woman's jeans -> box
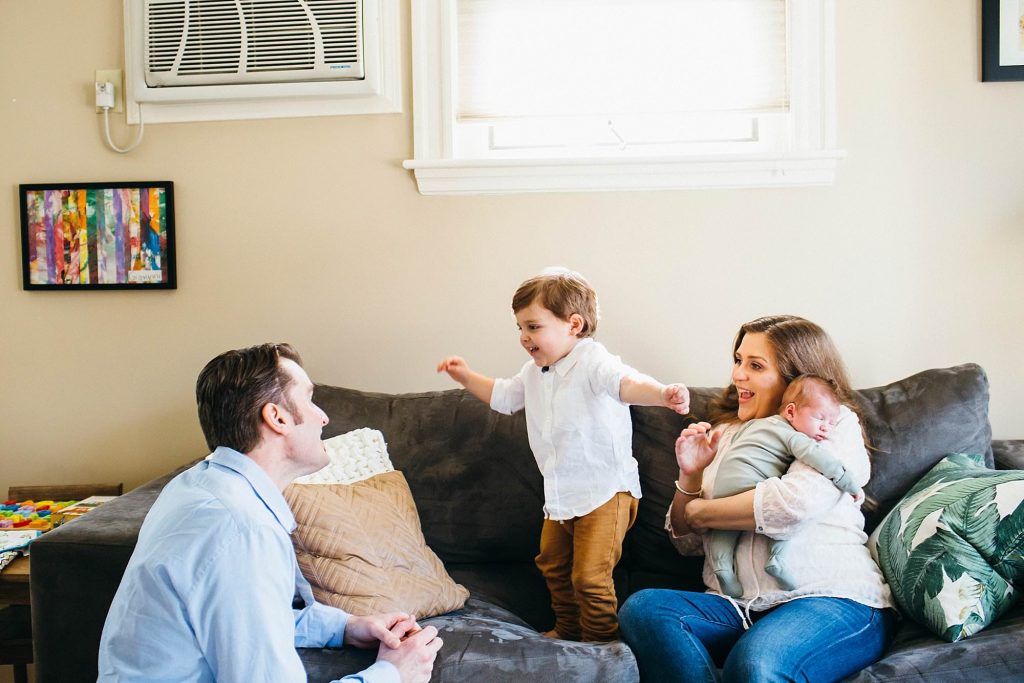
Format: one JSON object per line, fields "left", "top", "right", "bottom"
{"left": 619, "top": 589, "right": 895, "bottom": 683}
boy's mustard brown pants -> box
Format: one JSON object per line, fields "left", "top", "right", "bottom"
{"left": 535, "top": 491, "right": 639, "bottom": 642}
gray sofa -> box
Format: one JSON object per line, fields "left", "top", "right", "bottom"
{"left": 30, "top": 363, "right": 1024, "bottom": 682}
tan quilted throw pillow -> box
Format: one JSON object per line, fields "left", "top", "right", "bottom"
{"left": 285, "top": 470, "right": 469, "bottom": 618}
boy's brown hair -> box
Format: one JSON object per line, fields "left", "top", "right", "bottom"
{"left": 511, "top": 268, "right": 599, "bottom": 338}
{"left": 780, "top": 374, "right": 840, "bottom": 412}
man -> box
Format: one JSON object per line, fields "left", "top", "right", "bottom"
{"left": 98, "top": 343, "right": 442, "bottom": 682}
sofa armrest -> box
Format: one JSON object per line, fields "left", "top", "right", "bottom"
{"left": 30, "top": 463, "right": 190, "bottom": 683}
{"left": 992, "top": 440, "right": 1024, "bottom": 471}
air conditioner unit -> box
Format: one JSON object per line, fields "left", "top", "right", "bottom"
{"left": 123, "top": 0, "right": 401, "bottom": 123}
{"left": 143, "top": 0, "right": 363, "bottom": 87}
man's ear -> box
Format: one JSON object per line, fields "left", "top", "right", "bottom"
{"left": 261, "top": 402, "right": 289, "bottom": 436}
{"left": 569, "top": 313, "right": 585, "bottom": 337}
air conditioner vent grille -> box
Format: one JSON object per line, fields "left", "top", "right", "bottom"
{"left": 143, "top": 0, "right": 363, "bottom": 86}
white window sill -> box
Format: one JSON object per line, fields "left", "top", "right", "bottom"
{"left": 402, "top": 151, "right": 846, "bottom": 195}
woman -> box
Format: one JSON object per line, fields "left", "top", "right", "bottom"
{"left": 619, "top": 316, "right": 895, "bottom": 682}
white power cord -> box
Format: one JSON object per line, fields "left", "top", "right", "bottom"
{"left": 97, "top": 81, "right": 144, "bottom": 154}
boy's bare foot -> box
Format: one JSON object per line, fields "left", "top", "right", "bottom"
{"left": 542, "top": 629, "right": 583, "bottom": 641}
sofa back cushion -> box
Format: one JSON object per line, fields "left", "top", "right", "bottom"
{"left": 624, "top": 391, "right": 708, "bottom": 581}
{"left": 856, "top": 364, "right": 992, "bottom": 531}
{"left": 313, "top": 364, "right": 992, "bottom": 592}
{"left": 313, "top": 386, "right": 544, "bottom": 565}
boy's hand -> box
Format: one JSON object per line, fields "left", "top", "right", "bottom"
{"left": 437, "top": 356, "right": 472, "bottom": 385}
{"left": 662, "top": 383, "right": 690, "bottom": 415}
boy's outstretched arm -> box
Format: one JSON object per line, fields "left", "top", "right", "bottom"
{"left": 619, "top": 375, "right": 690, "bottom": 415}
{"left": 437, "top": 356, "right": 496, "bottom": 405}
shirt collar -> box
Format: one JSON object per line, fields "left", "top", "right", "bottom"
{"left": 207, "top": 446, "right": 297, "bottom": 533}
{"left": 550, "top": 337, "right": 592, "bottom": 377}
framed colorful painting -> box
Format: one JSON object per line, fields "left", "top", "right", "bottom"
{"left": 983, "top": 0, "right": 1024, "bottom": 81}
{"left": 19, "top": 181, "right": 176, "bottom": 290}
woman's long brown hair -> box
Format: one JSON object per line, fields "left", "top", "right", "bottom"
{"left": 707, "top": 315, "right": 861, "bottom": 427}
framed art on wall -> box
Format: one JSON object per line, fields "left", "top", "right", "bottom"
{"left": 19, "top": 181, "right": 176, "bottom": 290}
{"left": 982, "top": 0, "right": 1024, "bottom": 81}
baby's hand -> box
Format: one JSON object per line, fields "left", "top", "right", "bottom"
{"left": 436, "top": 356, "right": 471, "bottom": 385}
{"left": 662, "top": 383, "right": 690, "bottom": 415}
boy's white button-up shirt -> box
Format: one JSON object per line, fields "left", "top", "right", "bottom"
{"left": 490, "top": 338, "right": 642, "bottom": 520}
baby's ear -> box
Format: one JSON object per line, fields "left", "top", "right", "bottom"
{"left": 782, "top": 402, "right": 797, "bottom": 420}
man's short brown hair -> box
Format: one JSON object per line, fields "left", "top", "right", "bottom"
{"left": 195, "top": 343, "right": 302, "bottom": 453}
{"left": 511, "top": 268, "right": 599, "bottom": 338}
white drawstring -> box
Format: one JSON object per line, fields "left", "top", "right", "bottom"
{"left": 724, "top": 594, "right": 751, "bottom": 631}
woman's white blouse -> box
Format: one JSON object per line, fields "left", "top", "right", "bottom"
{"left": 666, "top": 405, "right": 895, "bottom": 611}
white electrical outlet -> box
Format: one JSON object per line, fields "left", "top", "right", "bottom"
{"left": 94, "top": 69, "right": 124, "bottom": 113}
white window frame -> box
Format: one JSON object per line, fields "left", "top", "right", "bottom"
{"left": 123, "top": 0, "right": 402, "bottom": 124}
{"left": 403, "top": 0, "right": 844, "bottom": 195}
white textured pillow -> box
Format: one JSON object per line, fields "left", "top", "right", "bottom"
{"left": 295, "top": 428, "right": 394, "bottom": 485}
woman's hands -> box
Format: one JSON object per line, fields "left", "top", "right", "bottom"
{"left": 671, "top": 423, "right": 760, "bottom": 536}
{"left": 668, "top": 422, "right": 720, "bottom": 536}
{"left": 675, "top": 421, "right": 721, "bottom": 478}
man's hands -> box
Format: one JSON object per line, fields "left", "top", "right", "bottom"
{"left": 376, "top": 620, "right": 443, "bottom": 683}
{"left": 661, "top": 383, "right": 690, "bottom": 415}
{"left": 345, "top": 612, "right": 414, "bottom": 649}
{"left": 346, "top": 613, "right": 443, "bottom": 683}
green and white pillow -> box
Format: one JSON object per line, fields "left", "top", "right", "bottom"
{"left": 869, "top": 453, "right": 1024, "bottom": 642}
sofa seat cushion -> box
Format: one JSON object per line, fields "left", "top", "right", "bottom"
{"left": 847, "top": 602, "right": 1024, "bottom": 682}
{"left": 870, "top": 453, "right": 1024, "bottom": 641}
{"left": 446, "top": 562, "right": 553, "bottom": 631}
{"left": 298, "top": 598, "right": 639, "bottom": 683}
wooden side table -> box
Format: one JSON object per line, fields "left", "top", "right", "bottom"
{"left": 0, "top": 556, "right": 30, "bottom": 605}
{"left": 0, "top": 556, "right": 31, "bottom": 683}
{"left": 1, "top": 483, "right": 122, "bottom": 683}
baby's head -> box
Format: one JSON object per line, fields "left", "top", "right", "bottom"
{"left": 778, "top": 374, "right": 841, "bottom": 441}
{"left": 511, "top": 268, "right": 599, "bottom": 367}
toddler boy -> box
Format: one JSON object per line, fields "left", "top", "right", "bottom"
{"left": 710, "top": 374, "right": 863, "bottom": 598}
{"left": 437, "top": 268, "right": 689, "bottom": 642}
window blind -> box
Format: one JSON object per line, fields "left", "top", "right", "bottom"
{"left": 457, "top": 0, "right": 789, "bottom": 121}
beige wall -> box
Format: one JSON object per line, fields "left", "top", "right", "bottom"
{"left": 1, "top": 0, "right": 1022, "bottom": 504}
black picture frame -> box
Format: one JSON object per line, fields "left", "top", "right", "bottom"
{"left": 19, "top": 181, "right": 176, "bottom": 290}
{"left": 982, "top": 0, "right": 1024, "bottom": 81}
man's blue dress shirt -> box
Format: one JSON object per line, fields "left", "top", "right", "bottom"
{"left": 97, "top": 447, "right": 398, "bottom": 683}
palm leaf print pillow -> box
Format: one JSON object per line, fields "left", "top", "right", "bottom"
{"left": 869, "top": 453, "right": 1024, "bottom": 642}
